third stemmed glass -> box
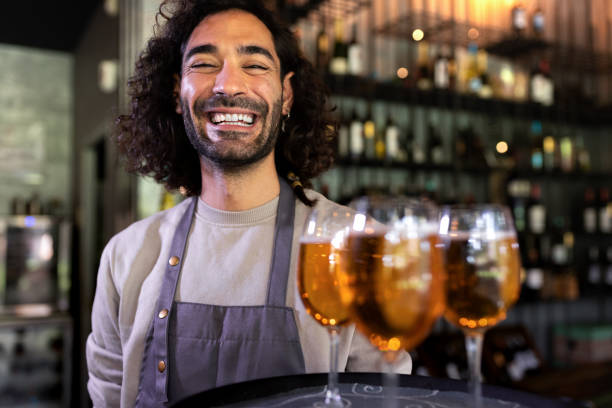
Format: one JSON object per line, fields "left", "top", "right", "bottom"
{"left": 439, "top": 204, "right": 522, "bottom": 408}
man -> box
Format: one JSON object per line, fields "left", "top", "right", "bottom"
{"left": 86, "top": 1, "right": 411, "bottom": 406}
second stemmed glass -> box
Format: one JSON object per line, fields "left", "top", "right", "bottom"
{"left": 298, "top": 207, "right": 354, "bottom": 407}
{"left": 337, "top": 196, "right": 446, "bottom": 407}
{"left": 438, "top": 204, "right": 522, "bottom": 408}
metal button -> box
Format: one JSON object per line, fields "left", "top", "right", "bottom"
{"left": 158, "top": 308, "right": 169, "bottom": 319}
{"left": 158, "top": 360, "right": 166, "bottom": 373}
{"left": 169, "top": 256, "right": 180, "bottom": 266}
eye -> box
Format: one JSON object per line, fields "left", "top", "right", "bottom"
{"left": 244, "top": 64, "right": 269, "bottom": 71}
{"left": 191, "top": 62, "right": 216, "bottom": 69}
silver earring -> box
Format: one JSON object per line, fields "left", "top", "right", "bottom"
{"left": 282, "top": 112, "right": 290, "bottom": 133}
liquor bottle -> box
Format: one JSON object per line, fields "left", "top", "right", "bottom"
{"left": 604, "top": 246, "right": 612, "bottom": 290}
{"left": 559, "top": 130, "right": 574, "bottom": 173}
{"left": 384, "top": 114, "right": 400, "bottom": 163}
{"left": 522, "top": 234, "right": 544, "bottom": 302}
{"left": 583, "top": 187, "right": 598, "bottom": 233}
{"left": 349, "top": 107, "right": 364, "bottom": 162}
{"left": 530, "top": 60, "right": 554, "bottom": 106}
{"left": 477, "top": 49, "right": 493, "bottom": 99}
{"left": 347, "top": 23, "right": 363, "bottom": 76}
{"left": 363, "top": 104, "right": 376, "bottom": 161}
{"left": 337, "top": 108, "right": 350, "bottom": 161}
{"left": 375, "top": 127, "right": 386, "bottom": 162}
{"left": 315, "top": 20, "right": 330, "bottom": 74}
{"left": 465, "top": 43, "right": 482, "bottom": 95}
{"left": 532, "top": 6, "right": 545, "bottom": 37}
{"left": 434, "top": 44, "right": 450, "bottom": 89}
{"left": 426, "top": 120, "right": 445, "bottom": 165}
{"left": 511, "top": 2, "right": 528, "bottom": 36}
{"left": 529, "top": 121, "right": 544, "bottom": 171}
{"left": 329, "top": 18, "right": 348, "bottom": 75}
{"left": 416, "top": 41, "right": 433, "bottom": 91}
{"left": 507, "top": 179, "right": 531, "bottom": 233}
{"left": 542, "top": 130, "right": 557, "bottom": 172}
{"left": 574, "top": 135, "right": 591, "bottom": 173}
{"left": 527, "top": 183, "right": 546, "bottom": 234}
{"left": 585, "top": 246, "right": 602, "bottom": 294}
{"left": 599, "top": 187, "right": 612, "bottom": 234}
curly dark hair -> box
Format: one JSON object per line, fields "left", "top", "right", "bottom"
{"left": 114, "top": 0, "right": 336, "bottom": 205}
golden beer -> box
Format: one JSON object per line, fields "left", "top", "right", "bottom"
{"left": 298, "top": 241, "right": 350, "bottom": 327}
{"left": 337, "top": 231, "right": 446, "bottom": 352}
{"left": 444, "top": 234, "right": 521, "bottom": 331}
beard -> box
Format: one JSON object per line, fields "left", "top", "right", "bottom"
{"left": 182, "top": 94, "right": 283, "bottom": 172}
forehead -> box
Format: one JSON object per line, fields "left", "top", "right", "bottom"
{"left": 185, "top": 9, "right": 277, "bottom": 59}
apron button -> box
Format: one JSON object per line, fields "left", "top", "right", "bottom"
{"left": 158, "top": 308, "right": 169, "bottom": 319}
{"left": 169, "top": 256, "right": 180, "bottom": 266}
{"left": 158, "top": 360, "right": 166, "bottom": 373}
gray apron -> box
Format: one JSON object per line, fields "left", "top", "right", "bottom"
{"left": 135, "top": 179, "right": 306, "bottom": 407}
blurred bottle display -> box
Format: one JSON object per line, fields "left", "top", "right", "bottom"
{"left": 527, "top": 183, "right": 546, "bottom": 235}
{"left": 511, "top": 2, "right": 528, "bottom": 35}
{"left": 583, "top": 187, "right": 598, "bottom": 233}
{"left": 349, "top": 106, "right": 364, "bottom": 161}
{"left": 363, "top": 103, "right": 376, "bottom": 161}
{"left": 384, "top": 112, "right": 400, "bottom": 163}
{"left": 532, "top": 5, "right": 545, "bottom": 37}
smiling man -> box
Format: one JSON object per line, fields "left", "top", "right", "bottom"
{"left": 86, "top": 1, "right": 410, "bottom": 407}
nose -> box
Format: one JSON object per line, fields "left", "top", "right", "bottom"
{"left": 212, "top": 62, "right": 247, "bottom": 96}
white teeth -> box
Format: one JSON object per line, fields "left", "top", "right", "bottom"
{"left": 211, "top": 112, "right": 255, "bottom": 125}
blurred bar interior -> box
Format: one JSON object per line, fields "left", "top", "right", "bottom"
{"left": 0, "top": 0, "right": 611, "bottom": 406}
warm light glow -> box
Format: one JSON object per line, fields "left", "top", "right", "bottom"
{"left": 496, "top": 141, "right": 509, "bottom": 154}
{"left": 468, "top": 27, "right": 480, "bottom": 40}
{"left": 412, "top": 28, "right": 425, "bottom": 41}
{"left": 397, "top": 67, "right": 409, "bottom": 79}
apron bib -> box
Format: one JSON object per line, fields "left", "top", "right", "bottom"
{"left": 135, "top": 179, "right": 306, "bottom": 407}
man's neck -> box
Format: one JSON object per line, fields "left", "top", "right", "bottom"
{"left": 198, "top": 155, "right": 280, "bottom": 211}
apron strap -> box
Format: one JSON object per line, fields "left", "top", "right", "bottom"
{"left": 152, "top": 197, "right": 197, "bottom": 402}
{"left": 266, "top": 177, "right": 296, "bottom": 307}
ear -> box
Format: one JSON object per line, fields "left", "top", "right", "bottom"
{"left": 281, "top": 71, "right": 294, "bottom": 116}
{"left": 173, "top": 74, "right": 183, "bottom": 115}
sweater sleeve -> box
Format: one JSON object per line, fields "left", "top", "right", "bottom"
{"left": 345, "top": 325, "right": 413, "bottom": 374}
{"left": 86, "top": 241, "right": 123, "bottom": 407}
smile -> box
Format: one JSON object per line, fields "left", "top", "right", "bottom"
{"left": 209, "top": 112, "right": 256, "bottom": 127}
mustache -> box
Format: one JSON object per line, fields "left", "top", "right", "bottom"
{"left": 195, "top": 95, "right": 267, "bottom": 115}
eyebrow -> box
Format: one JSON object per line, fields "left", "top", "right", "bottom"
{"left": 183, "top": 43, "right": 276, "bottom": 65}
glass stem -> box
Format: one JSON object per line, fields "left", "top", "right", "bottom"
{"left": 465, "top": 331, "right": 484, "bottom": 408}
{"left": 325, "top": 327, "right": 342, "bottom": 406}
{"left": 383, "top": 351, "right": 398, "bottom": 408}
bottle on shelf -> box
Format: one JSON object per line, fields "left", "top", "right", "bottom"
{"left": 522, "top": 234, "right": 544, "bottom": 302}
{"left": 532, "top": 6, "right": 545, "bottom": 38}
{"left": 315, "top": 17, "right": 330, "bottom": 74}
{"left": 511, "top": 2, "right": 528, "bottom": 36}
{"left": 384, "top": 112, "right": 400, "bottom": 163}
{"left": 349, "top": 106, "right": 364, "bottom": 162}
{"left": 347, "top": 23, "right": 363, "bottom": 76}
{"left": 598, "top": 187, "right": 612, "bottom": 234}
{"left": 329, "top": 18, "right": 348, "bottom": 75}
{"left": 604, "top": 246, "right": 612, "bottom": 290}
{"left": 426, "top": 119, "right": 445, "bottom": 165}
{"left": 542, "top": 128, "right": 557, "bottom": 172}
{"left": 363, "top": 103, "right": 376, "bottom": 161}
{"left": 465, "top": 43, "right": 482, "bottom": 95}
{"left": 585, "top": 245, "right": 603, "bottom": 295}
{"left": 527, "top": 183, "right": 546, "bottom": 235}
{"left": 583, "top": 187, "right": 598, "bottom": 234}
{"left": 433, "top": 44, "right": 450, "bottom": 90}
{"left": 529, "top": 120, "right": 544, "bottom": 171}
{"left": 477, "top": 49, "right": 493, "bottom": 99}
{"left": 559, "top": 130, "right": 574, "bottom": 173}
{"left": 507, "top": 179, "right": 530, "bottom": 233}
{"left": 336, "top": 107, "right": 350, "bottom": 161}
{"left": 530, "top": 60, "right": 554, "bottom": 106}
{"left": 416, "top": 40, "right": 433, "bottom": 91}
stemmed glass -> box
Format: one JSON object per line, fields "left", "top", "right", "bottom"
{"left": 438, "top": 205, "right": 522, "bottom": 408}
{"left": 297, "top": 207, "right": 353, "bottom": 407}
{"left": 336, "top": 196, "right": 446, "bottom": 407}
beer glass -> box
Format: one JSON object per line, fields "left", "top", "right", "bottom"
{"left": 337, "top": 196, "right": 446, "bottom": 407}
{"left": 298, "top": 207, "right": 353, "bottom": 407}
{"left": 439, "top": 205, "right": 521, "bottom": 408}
